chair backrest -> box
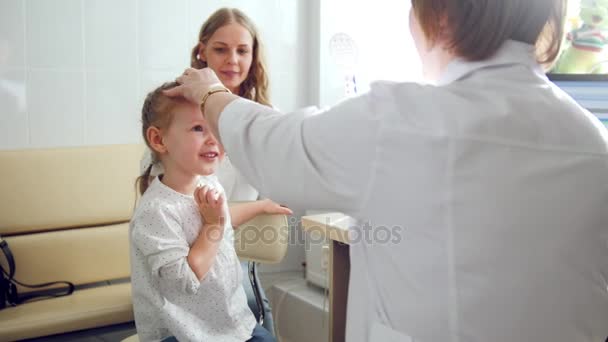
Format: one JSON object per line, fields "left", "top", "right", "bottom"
{"left": 0, "top": 144, "right": 143, "bottom": 235}
{"left": 234, "top": 214, "right": 289, "bottom": 264}
{"left": 0, "top": 144, "right": 144, "bottom": 291}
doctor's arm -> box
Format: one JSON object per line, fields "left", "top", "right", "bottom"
{"left": 214, "top": 96, "right": 381, "bottom": 214}
{"left": 168, "top": 67, "right": 381, "bottom": 213}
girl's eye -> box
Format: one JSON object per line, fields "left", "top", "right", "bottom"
{"left": 238, "top": 49, "right": 250, "bottom": 55}
{"left": 192, "top": 125, "right": 204, "bottom": 132}
{"left": 213, "top": 48, "right": 225, "bottom": 53}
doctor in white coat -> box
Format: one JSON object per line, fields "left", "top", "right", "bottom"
{"left": 167, "top": 0, "right": 608, "bottom": 340}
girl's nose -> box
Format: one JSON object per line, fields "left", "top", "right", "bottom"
{"left": 205, "top": 136, "right": 218, "bottom": 145}
{"left": 227, "top": 51, "right": 238, "bottom": 64}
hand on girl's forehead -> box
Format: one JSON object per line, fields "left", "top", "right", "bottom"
{"left": 172, "top": 102, "right": 205, "bottom": 120}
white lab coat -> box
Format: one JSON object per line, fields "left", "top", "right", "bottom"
{"left": 214, "top": 155, "right": 259, "bottom": 201}
{"left": 218, "top": 40, "right": 608, "bottom": 341}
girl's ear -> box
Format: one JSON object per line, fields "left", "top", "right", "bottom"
{"left": 198, "top": 42, "right": 207, "bottom": 62}
{"left": 146, "top": 126, "right": 167, "bottom": 154}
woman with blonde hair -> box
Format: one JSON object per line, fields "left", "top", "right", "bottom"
{"left": 190, "top": 7, "right": 270, "bottom": 106}
{"left": 170, "top": 0, "right": 608, "bottom": 341}
{"left": 142, "top": 7, "right": 279, "bottom": 214}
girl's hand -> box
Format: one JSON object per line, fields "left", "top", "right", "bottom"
{"left": 194, "top": 185, "right": 227, "bottom": 226}
{"left": 260, "top": 199, "right": 293, "bottom": 215}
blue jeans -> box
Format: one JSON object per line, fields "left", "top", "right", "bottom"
{"left": 161, "top": 324, "right": 275, "bottom": 342}
{"left": 246, "top": 324, "right": 276, "bottom": 342}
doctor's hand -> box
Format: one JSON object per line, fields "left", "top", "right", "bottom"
{"left": 195, "top": 185, "right": 227, "bottom": 227}
{"left": 165, "top": 68, "right": 222, "bottom": 105}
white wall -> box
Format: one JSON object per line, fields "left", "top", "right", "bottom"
{"left": 0, "top": 0, "right": 312, "bottom": 150}
{"left": 317, "top": 0, "right": 421, "bottom": 107}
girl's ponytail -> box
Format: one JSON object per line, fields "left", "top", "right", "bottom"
{"left": 136, "top": 163, "right": 154, "bottom": 196}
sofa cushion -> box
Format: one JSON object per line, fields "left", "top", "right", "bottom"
{"left": 1, "top": 223, "right": 130, "bottom": 291}
{"left": 0, "top": 282, "right": 133, "bottom": 341}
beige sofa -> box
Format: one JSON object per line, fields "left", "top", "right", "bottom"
{"left": 0, "top": 144, "right": 144, "bottom": 341}
{"left": 0, "top": 144, "right": 288, "bottom": 341}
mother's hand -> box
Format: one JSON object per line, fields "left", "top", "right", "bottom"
{"left": 164, "top": 67, "right": 222, "bottom": 104}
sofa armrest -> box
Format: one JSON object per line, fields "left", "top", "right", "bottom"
{"left": 234, "top": 214, "right": 289, "bottom": 264}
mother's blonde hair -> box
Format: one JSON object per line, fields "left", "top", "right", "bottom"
{"left": 191, "top": 8, "right": 271, "bottom": 106}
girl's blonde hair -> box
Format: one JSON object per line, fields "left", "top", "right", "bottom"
{"left": 411, "top": 0, "right": 566, "bottom": 67}
{"left": 191, "top": 8, "right": 271, "bottom": 106}
{"left": 136, "top": 82, "right": 184, "bottom": 195}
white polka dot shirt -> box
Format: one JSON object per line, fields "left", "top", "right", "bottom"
{"left": 130, "top": 177, "right": 257, "bottom": 342}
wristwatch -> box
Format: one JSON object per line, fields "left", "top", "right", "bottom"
{"left": 201, "top": 85, "right": 231, "bottom": 114}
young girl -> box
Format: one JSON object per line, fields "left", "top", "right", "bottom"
{"left": 131, "top": 83, "right": 280, "bottom": 342}
{"left": 141, "top": 7, "right": 270, "bottom": 209}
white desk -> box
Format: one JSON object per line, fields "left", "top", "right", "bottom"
{"left": 301, "top": 213, "right": 354, "bottom": 342}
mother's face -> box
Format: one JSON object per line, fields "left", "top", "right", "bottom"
{"left": 199, "top": 23, "right": 254, "bottom": 94}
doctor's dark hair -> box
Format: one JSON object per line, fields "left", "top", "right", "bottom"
{"left": 136, "top": 82, "right": 184, "bottom": 195}
{"left": 191, "top": 7, "right": 271, "bottom": 106}
{"left": 411, "top": 0, "right": 565, "bottom": 66}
